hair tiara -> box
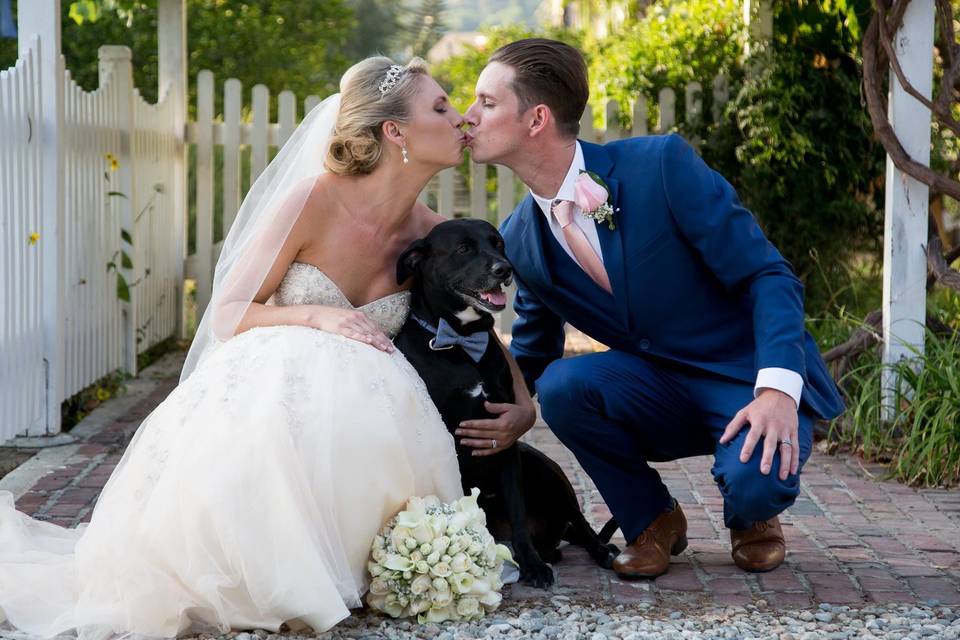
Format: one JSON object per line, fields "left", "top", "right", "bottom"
{"left": 378, "top": 65, "right": 405, "bottom": 96}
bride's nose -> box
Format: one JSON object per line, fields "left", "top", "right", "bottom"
{"left": 453, "top": 114, "right": 466, "bottom": 129}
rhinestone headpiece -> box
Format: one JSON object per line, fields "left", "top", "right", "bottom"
{"left": 378, "top": 65, "right": 405, "bottom": 96}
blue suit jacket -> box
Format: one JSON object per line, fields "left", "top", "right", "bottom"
{"left": 500, "top": 135, "right": 844, "bottom": 421}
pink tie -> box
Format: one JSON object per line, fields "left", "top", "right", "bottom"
{"left": 552, "top": 199, "right": 612, "bottom": 294}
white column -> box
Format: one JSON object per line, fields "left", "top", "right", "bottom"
{"left": 158, "top": 0, "right": 188, "bottom": 339}
{"left": 881, "top": 1, "right": 935, "bottom": 420}
{"left": 19, "top": 0, "right": 64, "bottom": 435}
{"left": 99, "top": 46, "right": 138, "bottom": 376}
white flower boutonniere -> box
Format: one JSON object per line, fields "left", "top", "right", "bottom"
{"left": 574, "top": 170, "right": 618, "bottom": 230}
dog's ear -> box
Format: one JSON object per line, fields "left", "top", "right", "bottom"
{"left": 396, "top": 239, "right": 430, "bottom": 284}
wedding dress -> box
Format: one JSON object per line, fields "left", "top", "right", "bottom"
{"left": 0, "top": 261, "right": 463, "bottom": 639}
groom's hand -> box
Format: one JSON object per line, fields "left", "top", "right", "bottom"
{"left": 719, "top": 389, "right": 800, "bottom": 481}
{"left": 456, "top": 400, "right": 537, "bottom": 457}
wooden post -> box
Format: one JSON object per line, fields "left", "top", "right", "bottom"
{"left": 881, "top": 0, "right": 935, "bottom": 420}
{"left": 19, "top": 0, "right": 64, "bottom": 434}
{"left": 158, "top": 0, "right": 188, "bottom": 339}
{"left": 99, "top": 46, "right": 138, "bottom": 376}
{"left": 194, "top": 70, "right": 214, "bottom": 317}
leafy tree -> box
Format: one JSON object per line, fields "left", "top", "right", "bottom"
{"left": 400, "top": 0, "right": 448, "bottom": 59}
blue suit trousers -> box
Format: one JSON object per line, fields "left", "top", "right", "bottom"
{"left": 535, "top": 350, "right": 814, "bottom": 542}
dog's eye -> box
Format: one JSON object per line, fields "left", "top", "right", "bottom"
{"left": 457, "top": 244, "right": 471, "bottom": 255}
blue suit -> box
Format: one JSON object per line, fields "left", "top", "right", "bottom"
{"left": 500, "top": 135, "right": 844, "bottom": 540}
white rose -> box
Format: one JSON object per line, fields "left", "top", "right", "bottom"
{"left": 368, "top": 561, "right": 384, "bottom": 577}
{"left": 402, "top": 570, "right": 413, "bottom": 580}
{"left": 419, "top": 542, "right": 432, "bottom": 555}
{"left": 410, "top": 574, "right": 432, "bottom": 595}
{"left": 410, "top": 597, "right": 431, "bottom": 614}
{"left": 372, "top": 548, "right": 386, "bottom": 563}
{"left": 410, "top": 551, "right": 423, "bottom": 562}
{"left": 447, "top": 542, "right": 462, "bottom": 556}
{"left": 427, "top": 514, "right": 448, "bottom": 537}
{"left": 450, "top": 552, "right": 470, "bottom": 573}
{"left": 429, "top": 562, "right": 452, "bottom": 578}
{"left": 382, "top": 594, "right": 405, "bottom": 618}
{"left": 441, "top": 553, "right": 453, "bottom": 562}
{"left": 415, "top": 560, "right": 430, "bottom": 574}
{"left": 404, "top": 537, "right": 418, "bottom": 550}
{"left": 470, "top": 564, "right": 485, "bottom": 577}
{"left": 382, "top": 554, "right": 413, "bottom": 572}
{"left": 432, "top": 536, "right": 451, "bottom": 554}
{"left": 412, "top": 521, "right": 435, "bottom": 544}
{"left": 430, "top": 589, "right": 453, "bottom": 608}
{"left": 368, "top": 578, "right": 390, "bottom": 596}
{"left": 431, "top": 577, "right": 450, "bottom": 592}
{"left": 423, "top": 604, "right": 454, "bottom": 623}
{"left": 451, "top": 572, "right": 475, "bottom": 594}
{"left": 426, "top": 551, "right": 441, "bottom": 565}
{"left": 456, "top": 596, "right": 481, "bottom": 619}
{"left": 467, "top": 541, "right": 483, "bottom": 556}
{"left": 480, "top": 590, "right": 502, "bottom": 610}
{"left": 469, "top": 577, "right": 491, "bottom": 595}
{"left": 446, "top": 512, "right": 470, "bottom": 534}
{"left": 390, "top": 525, "right": 412, "bottom": 550}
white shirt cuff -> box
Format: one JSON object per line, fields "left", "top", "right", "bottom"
{"left": 754, "top": 367, "right": 804, "bottom": 410}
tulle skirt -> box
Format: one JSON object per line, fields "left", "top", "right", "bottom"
{"left": 0, "top": 326, "right": 462, "bottom": 639}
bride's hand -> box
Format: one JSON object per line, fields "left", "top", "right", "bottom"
{"left": 305, "top": 306, "right": 395, "bottom": 353}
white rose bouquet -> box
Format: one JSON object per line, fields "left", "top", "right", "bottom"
{"left": 366, "top": 488, "right": 515, "bottom": 623}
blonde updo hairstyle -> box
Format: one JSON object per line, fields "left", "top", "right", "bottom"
{"left": 326, "top": 56, "right": 430, "bottom": 175}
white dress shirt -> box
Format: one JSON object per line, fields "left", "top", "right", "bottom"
{"left": 529, "top": 142, "right": 804, "bottom": 409}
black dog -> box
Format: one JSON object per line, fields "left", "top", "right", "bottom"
{"left": 394, "top": 218, "right": 619, "bottom": 588}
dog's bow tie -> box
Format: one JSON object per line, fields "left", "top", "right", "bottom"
{"left": 411, "top": 314, "right": 489, "bottom": 362}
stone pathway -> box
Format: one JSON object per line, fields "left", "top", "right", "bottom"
{"left": 2, "top": 347, "right": 959, "bottom": 622}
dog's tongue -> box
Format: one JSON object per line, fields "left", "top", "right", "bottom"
{"left": 480, "top": 289, "right": 507, "bottom": 306}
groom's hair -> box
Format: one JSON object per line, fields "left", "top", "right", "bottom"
{"left": 490, "top": 38, "right": 588, "bottom": 139}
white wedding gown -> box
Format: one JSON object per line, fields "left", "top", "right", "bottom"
{"left": 0, "top": 262, "right": 463, "bottom": 639}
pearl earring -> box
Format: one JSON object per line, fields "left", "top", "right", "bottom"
{"left": 401, "top": 144, "right": 409, "bottom": 164}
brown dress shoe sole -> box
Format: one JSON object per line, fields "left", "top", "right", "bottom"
{"left": 614, "top": 535, "right": 689, "bottom": 580}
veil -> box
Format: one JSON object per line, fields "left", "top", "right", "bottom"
{"left": 181, "top": 93, "right": 343, "bottom": 382}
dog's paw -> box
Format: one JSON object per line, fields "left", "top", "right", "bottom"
{"left": 520, "top": 561, "right": 555, "bottom": 589}
{"left": 538, "top": 547, "right": 563, "bottom": 564}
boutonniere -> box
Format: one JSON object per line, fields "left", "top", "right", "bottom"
{"left": 574, "top": 170, "right": 618, "bottom": 230}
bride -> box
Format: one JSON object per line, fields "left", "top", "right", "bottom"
{"left": 0, "top": 57, "right": 533, "bottom": 638}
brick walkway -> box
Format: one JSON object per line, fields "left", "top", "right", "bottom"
{"left": 3, "top": 349, "right": 959, "bottom": 612}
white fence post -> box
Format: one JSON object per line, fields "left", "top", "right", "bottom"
{"left": 657, "top": 88, "right": 675, "bottom": 133}
{"left": 222, "top": 78, "right": 242, "bottom": 234}
{"left": 881, "top": 0, "right": 935, "bottom": 420}
{"left": 158, "top": 0, "right": 188, "bottom": 339}
{"left": 100, "top": 46, "right": 138, "bottom": 376}
{"left": 18, "top": 0, "right": 64, "bottom": 435}
{"left": 251, "top": 84, "right": 269, "bottom": 181}
{"left": 194, "top": 70, "right": 214, "bottom": 317}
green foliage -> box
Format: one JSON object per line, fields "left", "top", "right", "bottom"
{"left": 400, "top": 0, "right": 448, "bottom": 59}
{"left": 431, "top": 24, "right": 582, "bottom": 113}
{"left": 586, "top": 0, "right": 746, "bottom": 131}
{"left": 1, "top": 1, "right": 354, "bottom": 117}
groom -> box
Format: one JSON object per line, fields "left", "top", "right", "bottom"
{"left": 460, "top": 39, "right": 844, "bottom": 578}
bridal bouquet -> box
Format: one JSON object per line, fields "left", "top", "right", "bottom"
{"left": 367, "top": 488, "right": 514, "bottom": 623}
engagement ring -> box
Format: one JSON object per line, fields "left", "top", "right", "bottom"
{"left": 780, "top": 438, "right": 793, "bottom": 447}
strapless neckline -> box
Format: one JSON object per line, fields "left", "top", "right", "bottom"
{"left": 290, "top": 261, "right": 411, "bottom": 310}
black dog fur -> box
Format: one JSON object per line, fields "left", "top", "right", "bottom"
{"left": 394, "top": 218, "right": 619, "bottom": 588}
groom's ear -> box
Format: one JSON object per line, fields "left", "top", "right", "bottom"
{"left": 396, "top": 239, "right": 431, "bottom": 284}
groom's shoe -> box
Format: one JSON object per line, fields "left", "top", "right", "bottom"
{"left": 612, "top": 500, "right": 688, "bottom": 579}
{"left": 730, "top": 516, "right": 785, "bottom": 573}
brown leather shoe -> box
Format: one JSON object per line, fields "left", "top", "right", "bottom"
{"left": 730, "top": 516, "right": 786, "bottom": 573}
{"left": 612, "top": 500, "right": 688, "bottom": 579}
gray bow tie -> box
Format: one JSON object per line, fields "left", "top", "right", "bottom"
{"left": 411, "top": 314, "right": 489, "bottom": 362}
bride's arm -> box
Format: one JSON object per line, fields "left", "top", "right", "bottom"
{"left": 213, "top": 184, "right": 394, "bottom": 352}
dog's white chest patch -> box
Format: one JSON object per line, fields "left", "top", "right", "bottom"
{"left": 466, "top": 382, "right": 487, "bottom": 399}
{"left": 455, "top": 307, "right": 482, "bottom": 324}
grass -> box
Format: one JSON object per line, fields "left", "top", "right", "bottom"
{"left": 813, "top": 289, "right": 960, "bottom": 488}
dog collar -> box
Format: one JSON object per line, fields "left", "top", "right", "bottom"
{"left": 410, "top": 314, "right": 489, "bottom": 363}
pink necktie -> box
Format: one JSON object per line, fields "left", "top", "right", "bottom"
{"left": 552, "top": 199, "right": 612, "bottom": 294}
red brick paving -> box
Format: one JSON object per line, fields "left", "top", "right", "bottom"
{"left": 6, "top": 351, "right": 960, "bottom": 610}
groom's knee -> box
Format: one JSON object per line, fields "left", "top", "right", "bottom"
{"left": 535, "top": 358, "right": 599, "bottom": 437}
{"left": 714, "top": 450, "right": 800, "bottom": 523}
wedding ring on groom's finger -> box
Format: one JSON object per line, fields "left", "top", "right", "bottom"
{"left": 491, "top": 439, "right": 497, "bottom": 449}
{"left": 779, "top": 438, "right": 793, "bottom": 448}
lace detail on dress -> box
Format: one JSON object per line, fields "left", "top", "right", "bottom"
{"left": 273, "top": 262, "right": 411, "bottom": 338}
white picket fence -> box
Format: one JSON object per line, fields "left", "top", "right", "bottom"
{"left": 183, "top": 72, "right": 729, "bottom": 325}
{"left": 0, "top": 38, "right": 45, "bottom": 441}
{"left": 0, "top": 38, "right": 183, "bottom": 443}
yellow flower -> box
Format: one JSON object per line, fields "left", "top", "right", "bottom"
{"left": 105, "top": 153, "right": 119, "bottom": 171}
{"left": 28, "top": 232, "right": 40, "bottom": 246}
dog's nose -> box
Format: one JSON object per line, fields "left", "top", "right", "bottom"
{"left": 491, "top": 261, "right": 512, "bottom": 279}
